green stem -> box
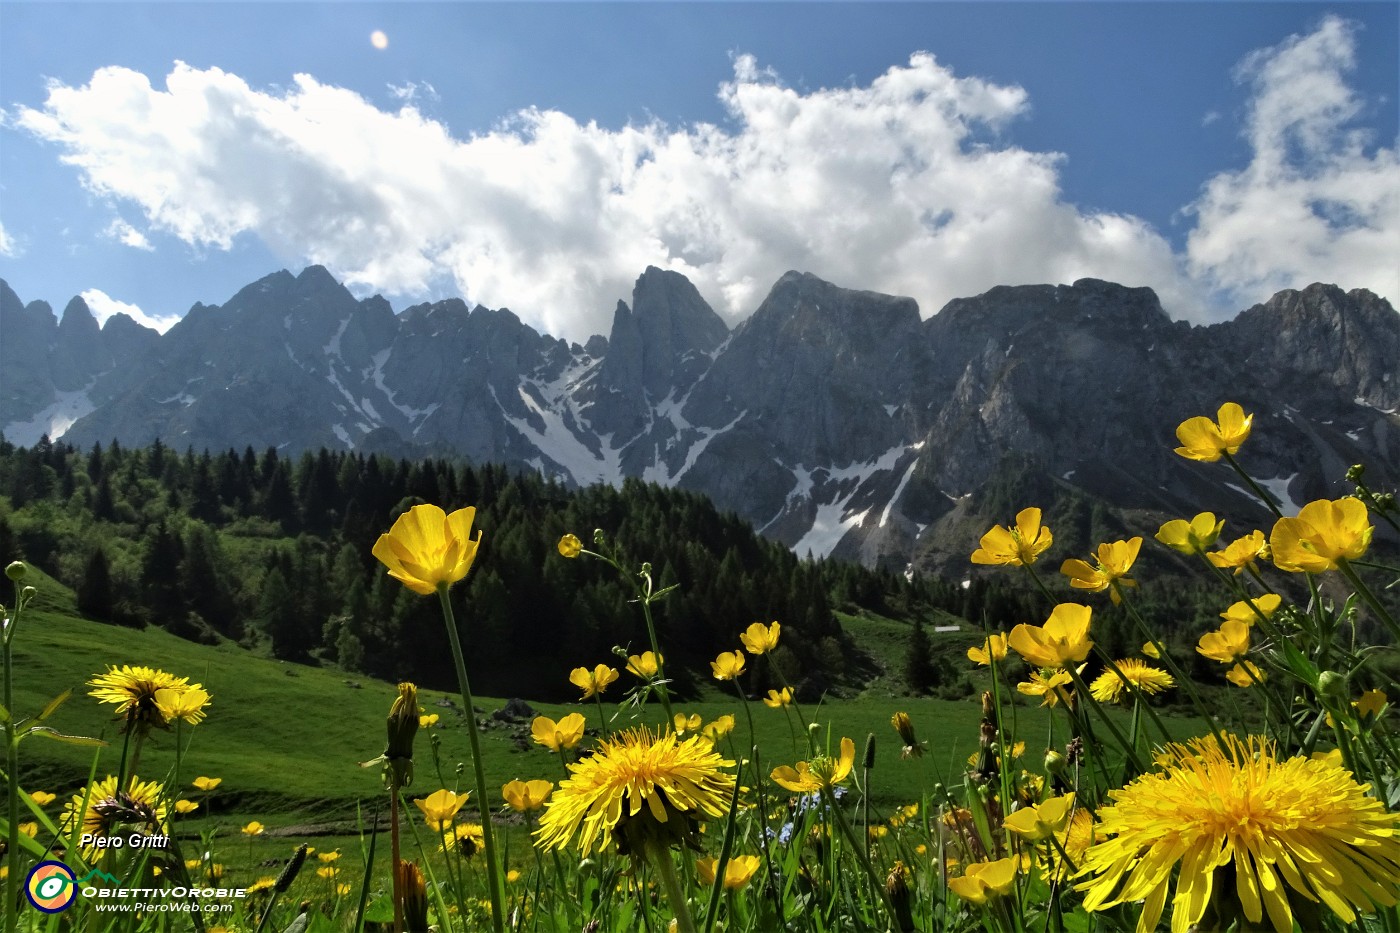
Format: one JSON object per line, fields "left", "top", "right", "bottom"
{"left": 3, "top": 602, "right": 18, "bottom": 933}
{"left": 1222, "top": 452, "right": 1286, "bottom": 521}
{"left": 1339, "top": 559, "right": 1400, "bottom": 643}
{"left": 824, "top": 786, "right": 901, "bottom": 930}
{"left": 436, "top": 586, "right": 507, "bottom": 933}
{"left": 649, "top": 839, "right": 698, "bottom": 933}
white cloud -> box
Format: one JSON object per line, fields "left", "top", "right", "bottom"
{"left": 14, "top": 34, "right": 1394, "bottom": 342}
{"left": 1186, "top": 16, "right": 1400, "bottom": 308}
{"left": 0, "top": 220, "right": 17, "bottom": 257}
{"left": 79, "top": 288, "right": 180, "bottom": 333}
{"left": 104, "top": 218, "right": 154, "bottom": 251}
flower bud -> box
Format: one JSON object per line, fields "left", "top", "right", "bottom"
{"left": 396, "top": 860, "right": 429, "bottom": 933}
{"left": 384, "top": 682, "right": 420, "bottom": 788}
{"left": 1346, "top": 464, "right": 1366, "bottom": 482}
{"left": 1044, "top": 749, "right": 1068, "bottom": 776}
{"left": 886, "top": 862, "right": 916, "bottom": 932}
{"left": 1317, "top": 671, "right": 1348, "bottom": 700}
{"left": 863, "top": 733, "right": 877, "bottom": 770}
{"left": 5, "top": 561, "right": 27, "bottom": 582}
{"left": 20, "top": 586, "right": 35, "bottom": 601}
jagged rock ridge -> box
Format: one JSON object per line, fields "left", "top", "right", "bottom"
{"left": 3, "top": 267, "right": 1395, "bottom": 573}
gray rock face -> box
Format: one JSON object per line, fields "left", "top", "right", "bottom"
{"left": 3, "top": 267, "right": 1395, "bottom": 573}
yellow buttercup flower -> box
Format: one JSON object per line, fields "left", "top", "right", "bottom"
{"left": 1140, "top": 641, "right": 1160, "bottom": 659}
{"left": 569, "top": 664, "right": 620, "bottom": 699}
{"left": 1270, "top": 497, "right": 1373, "bottom": 573}
{"left": 242, "top": 821, "right": 265, "bottom": 836}
{"left": 710, "top": 650, "right": 746, "bottom": 681}
{"left": 1226, "top": 661, "right": 1266, "bottom": 687}
{"left": 1173, "top": 401, "right": 1252, "bottom": 462}
{"left": 1008, "top": 603, "right": 1093, "bottom": 669}
{"left": 697, "top": 854, "right": 762, "bottom": 889}
{"left": 703, "top": 714, "right": 736, "bottom": 741}
{"left": 316, "top": 866, "right": 339, "bottom": 880}
{"left": 192, "top": 776, "right": 221, "bottom": 792}
{"left": 415, "top": 788, "right": 468, "bottom": 831}
{"left": 62, "top": 776, "right": 167, "bottom": 858}
{"left": 626, "top": 651, "right": 663, "bottom": 679}
{"left": 154, "top": 685, "right": 211, "bottom": 726}
{"left": 557, "top": 533, "right": 583, "bottom": 558}
{"left": 29, "top": 791, "right": 56, "bottom": 807}
{"left": 419, "top": 713, "right": 439, "bottom": 728}
{"left": 534, "top": 727, "right": 735, "bottom": 856}
{"left": 1004, "top": 793, "right": 1076, "bottom": 841}
{"left": 1089, "top": 659, "right": 1174, "bottom": 704}
{"left": 1155, "top": 512, "right": 1224, "bottom": 555}
{"left": 1356, "top": 689, "right": 1387, "bottom": 722}
{"left": 762, "top": 687, "right": 792, "bottom": 708}
{"left": 1018, "top": 669, "right": 1075, "bottom": 708}
{"left": 531, "top": 713, "right": 587, "bottom": 752}
{"left": 947, "top": 858, "right": 1018, "bottom": 905}
{"left": 372, "top": 503, "right": 482, "bottom": 595}
{"left": 970, "top": 507, "right": 1053, "bottom": 566}
{"left": 771, "top": 737, "right": 856, "bottom": 793}
{"left": 318, "top": 850, "right": 341, "bottom": 863}
{"left": 1220, "top": 593, "right": 1282, "bottom": 626}
{"left": 1060, "top": 538, "right": 1141, "bottom": 604}
{"left": 174, "top": 800, "right": 199, "bottom": 814}
{"left": 1197, "top": 620, "right": 1251, "bottom": 664}
{"left": 502, "top": 779, "right": 553, "bottom": 812}
{"left": 673, "top": 712, "right": 703, "bottom": 735}
{"left": 1207, "top": 530, "right": 1269, "bottom": 574}
{"left": 967, "top": 632, "right": 1008, "bottom": 666}
{"left": 739, "top": 621, "right": 781, "bottom": 654}
{"left": 88, "top": 665, "right": 197, "bottom": 731}
{"left": 1078, "top": 733, "right": 1400, "bottom": 933}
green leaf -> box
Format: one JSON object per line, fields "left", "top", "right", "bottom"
{"left": 38, "top": 688, "right": 72, "bottom": 722}
{"left": 27, "top": 726, "right": 108, "bottom": 747}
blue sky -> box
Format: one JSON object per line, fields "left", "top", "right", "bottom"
{"left": 1, "top": 2, "right": 1396, "bottom": 342}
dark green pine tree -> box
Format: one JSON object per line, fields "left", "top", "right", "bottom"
{"left": 904, "top": 619, "right": 937, "bottom": 695}
{"left": 77, "top": 546, "right": 114, "bottom": 622}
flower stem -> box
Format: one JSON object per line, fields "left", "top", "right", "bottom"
{"left": 2, "top": 598, "right": 19, "bottom": 933}
{"left": 648, "top": 838, "right": 698, "bottom": 933}
{"left": 436, "top": 586, "right": 507, "bottom": 933}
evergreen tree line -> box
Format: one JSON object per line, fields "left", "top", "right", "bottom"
{"left": 0, "top": 434, "right": 1035, "bottom": 699}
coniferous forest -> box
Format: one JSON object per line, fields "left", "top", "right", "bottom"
{"left": 0, "top": 434, "right": 1293, "bottom": 702}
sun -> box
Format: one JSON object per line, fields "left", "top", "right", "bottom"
{"left": 370, "top": 30, "right": 389, "bottom": 50}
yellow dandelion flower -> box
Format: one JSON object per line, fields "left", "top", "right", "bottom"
{"left": 1270, "top": 497, "right": 1373, "bottom": 573}
{"left": 710, "top": 650, "right": 746, "bottom": 681}
{"left": 87, "top": 665, "right": 195, "bottom": 731}
{"left": 739, "top": 621, "right": 781, "bottom": 655}
{"left": 696, "top": 854, "right": 762, "bottom": 889}
{"left": 1008, "top": 603, "right": 1093, "bottom": 669}
{"left": 246, "top": 877, "right": 276, "bottom": 895}
{"left": 534, "top": 727, "right": 735, "bottom": 857}
{"left": 63, "top": 776, "right": 168, "bottom": 858}
{"left": 372, "top": 503, "right": 481, "bottom": 595}
{"left": 502, "top": 779, "right": 553, "bottom": 812}
{"left": 891, "top": 711, "right": 926, "bottom": 759}
{"left": 970, "top": 507, "right": 1053, "bottom": 566}
{"left": 771, "top": 737, "right": 856, "bottom": 794}
{"left": 1088, "top": 659, "right": 1174, "bottom": 704}
{"left": 569, "top": 664, "right": 620, "bottom": 700}
{"left": 1077, "top": 733, "right": 1400, "bottom": 933}
{"left": 1174, "top": 401, "right": 1252, "bottom": 462}
{"left": 1060, "top": 538, "right": 1142, "bottom": 604}
{"left": 531, "top": 713, "right": 587, "bottom": 752}
{"left": 443, "top": 822, "right": 486, "bottom": 857}
{"left": 154, "top": 685, "right": 211, "bottom": 726}
{"left": 762, "top": 687, "right": 792, "bottom": 708}
{"left": 415, "top": 788, "right": 468, "bottom": 831}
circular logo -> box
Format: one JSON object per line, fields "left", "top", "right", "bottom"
{"left": 25, "top": 861, "right": 77, "bottom": 913}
